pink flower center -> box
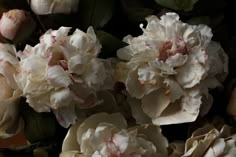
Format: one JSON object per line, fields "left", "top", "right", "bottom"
{"left": 159, "top": 38, "right": 187, "bottom": 62}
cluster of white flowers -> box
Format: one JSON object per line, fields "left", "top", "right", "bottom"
{"left": 0, "top": 26, "right": 114, "bottom": 135}
{"left": 116, "top": 13, "right": 228, "bottom": 125}
{"left": 15, "top": 27, "right": 114, "bottom": 128}
{"left": 0, "top": 11, "right": 231, "bottom": 156}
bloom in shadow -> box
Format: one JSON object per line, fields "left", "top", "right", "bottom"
{"left": 0, "top": 43, "right": 22, "bottom": 138}
{"left": 15, "top": 27, "right": 114, "bottom": 128}
{"left": 116, "top": 12, "right": 228, "bottom": 125}
{"left": 60, "top": 113, "right": 168, "bottom": 157}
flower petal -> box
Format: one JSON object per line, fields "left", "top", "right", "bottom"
{"left": 127, "top": 97, "right": 151, "bottom": 124}
{"left": 77, "top": 113, "right": 127, "bottom": 145}
{"left": 126, "top": 69, "right": 160, "bottom": 99}
{"left": 47, "top": 65, "right": 72, "bottom": 88}
{"left": 0, "top": 90, "right": 22, "bottom": 138}
{"left": 176, "top": 58, "right": 206, "bottom": 88}
{"left": 142, "top": 88, "right": 170, "bottom": 119}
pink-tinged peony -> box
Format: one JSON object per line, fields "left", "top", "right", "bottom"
{"left": 116, "top": 12, "right": 228, "bottom": 125}
{"left": 0, "top": 43, "right": 22, "bottom": 138}
{"left": 0, "top": 9, "right": 35, "bottom": 42}
{"left": 14, "top": 27, "right": 114, "bottom": 128}
{"left": 60, "top": 113, "right": 168, "bottom": 157}
{"left": 28, "top": 0, "right": 80, "bottom": 15}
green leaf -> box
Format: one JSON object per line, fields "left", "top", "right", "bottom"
{"left": 120, "top": 0, "right": 155, "bottom": 22}
{"left": 154, "top": 0, "right": 199, "bottom": 11}
{"left": 78, "top": 0, "right": 115, "bottom": 30}
{"left": 96, "top": 31, "right": 127, "bottom": 58}
{"left": 20, "top": 101, "right": 57, "bottom": 143}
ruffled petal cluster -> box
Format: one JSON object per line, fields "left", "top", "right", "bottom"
{"left": 60, "top": 113, "right": 168, "bottom": 157}
{"left": 15, "top": 27, "right": 114, "bottom": 127}
{"left": 116, "top": 13, "right": 228, "bottom": 125}
{"left": 169, "top": 124, "right": 236, "bottom": 157}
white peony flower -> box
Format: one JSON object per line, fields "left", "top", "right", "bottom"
{"left": 116, "top": 12, "right": 228, "bottom": 125}
{"left": 169, "top": 124, "right": 236, "bottom": 157}
{"left": 0, "top": 43, "right": 22, "bottom": 138}
{"left": 15, "top": 27, "right": 114, "bottom": 128}
{"left": 60, "top": 113, "right": 168, "bottom": 157}
{"left": 28, "top": 0, "right": 80, "bottom": 15}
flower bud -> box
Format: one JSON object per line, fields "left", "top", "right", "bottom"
{"left": 0, "top": 9, "right": 36, "bottom": 42}
{"left": 28, "top": 0, "right": 80, "bottom": 15}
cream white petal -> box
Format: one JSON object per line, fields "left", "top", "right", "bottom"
{"left": 164, "top": 78, "right": 184, "bottom": 102}
{"left": 183, "top": 26, "right": 200, "bottom": 48}
{"left": 82, "top": 58, "right": 107, "bottom": 90}
{"left": 0, "top": 61, "right": 18, "bottom": 90}
{"left": 126, "top": 69, "right": 160, "bottom": 99}
{"left": 176, "top": 59, "right": 206, "bottom": 88}
{"left": 62, "top": 121, "right": 83, "bottom": 152}
{"left": 29, "top": 0, "right": 79, "bottom": 15}
{"left": 165, "top": 54, "right": 188, "bottom": 67}
{"left": 137, "top": 65, "right": 158, "bottom": 85}
{"left": 142, "top": 88, "right": 170, "bottom": 119}
{"left": 152, "top": 105, "right": 199, "bottom": 125}
{"left": 204, "top": 138, "right": 225, "bottom": 157}
{"left": 117, "top": 46, "right": 134, "bottom": 61}
{"left": 68, "top": 54, "right": 93, "bottom": 75}
{"left": 70, "top": 27, "right": 100, "bottom": 56}
{"left": 77, "top": 113, "right": 127, "bottom": 144}
{"left": 0, "top": 90, "right": 22, "bottom": 138}
{"left": 47, "top": 65, "right": 72, "bottom": 88}
{"left": 0, "top": 43, "right": 18, "bottom": 63}
{"left": 152, "top": 59, "right": 176, "bottom": 75}
{"left": 26, "top": 92, "right": 51, "bottom": 112}
{"left": 134, "top": 125, "right": 169, "bottom": 157}
{"left": 50, "top": 88, "right": 75, "bottom": 109}
{"left": 180, "top": 89, "right": 202, "bottom": 114}
{"left": 197, "top": 25, "right": 213, "bottom": 49}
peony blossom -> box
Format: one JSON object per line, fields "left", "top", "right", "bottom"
{"left": 116, "top": 12, "right": 228, "bottom": 125}
{"left": 28, "top": 0, "right": 80, "bottom": 15}
{"left": 60, "top": 113, "right": 168, "bottom": 157}
{"left": 14, "top": 27, "right": 114, "bottom": 128}
{"left": 0, "top": 43, "right": 22, "bottom": 138}
{"left": 169, "top": 124, "right": 236, "bottom": 157}
{"left": 0, "top": 9, "right": 35, "bottom": 41}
